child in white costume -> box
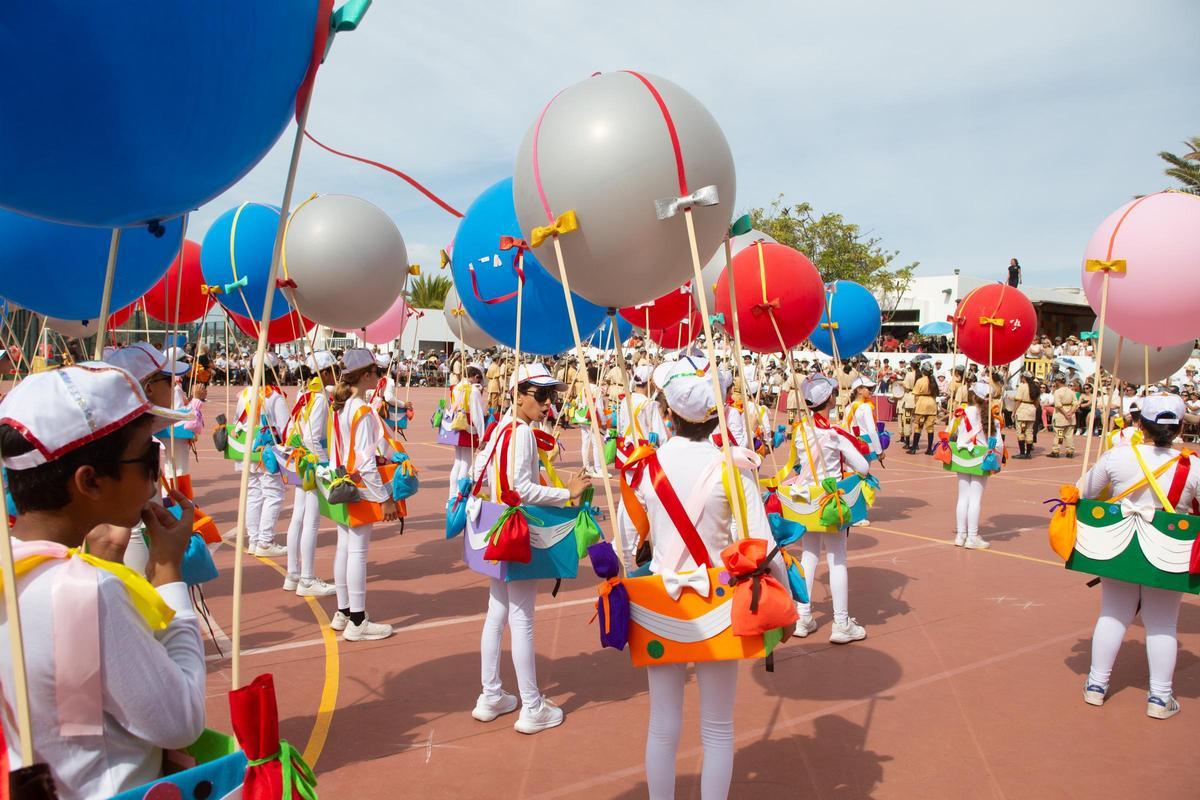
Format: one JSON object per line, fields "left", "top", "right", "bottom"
{"left": 950, "top": 381, "right": 995, "bottom": 550}
{"left": 281, "top": 350, "right": 338, "bottom": 597}
{"left": 470, "top": 363, "right": 589, "bottom": 734}
{"left": 1079, "top": 395, "right": 1199, "bottom": 720}
{"left": 618, "top": 358, "right": 788, "bottom": 800}
{"left": 617, "top": 364, "right": 668, "bottom": 448}
{"left": 234, "top": 352, "right": 290, "bottom": 557}
{"left": 791, "top": 374, "right": 872, "bottom": 643}
{"left": 442, "top": 363, "right": 487, "bottom": 501}
{"left": 579, "top": 365, "right": 607, "bottom": 477}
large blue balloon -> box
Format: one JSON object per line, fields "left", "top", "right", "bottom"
{"left": 0, "top": 1, "right": 321, "bottom": 227}
{"left": 451, "top": 179, "right": 606, "bottom": 356}
{"left": 201, "top": 203, "right": 290, "bottom": 322}
{"left": 587, "top": 315, "right": 633, "bottom": 349}
{"left": 808, "top": 280, "right": 881, "bottom": 358}
{"left": 0, "top": 211, "right": 182, "bottom": 320}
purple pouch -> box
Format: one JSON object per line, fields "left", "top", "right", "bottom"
{"left": 587, "top": 541, "right": 629, "bottom": 651}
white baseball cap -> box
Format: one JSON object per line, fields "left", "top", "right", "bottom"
{"left": 104, "top": 342, "right": 190, "bottom": 382}
{"left": 662, "top": 373, "right": 718, "bottom": 423}
{"left": 801, "top": 374, "right": 837, "bottom": 407}
{"left": 341, "top": 348, "right": 376, "bottom": 373}
{"left": 0, "top": 364, "right": 190, "bottom": 469}
{"left": 374, "top": 353, "right": 391, "bottom": 369}
{"left": 510, "top": 362, "right": 567, "bottom": 390}
{"left": 1141, "top": 394, "right": 1185, "bottom": 425}
{"left": 851, "top": 376, "right": 876, "bottom": 391}
{"left": 971, "top": 381, "right": 992, "bottom": 400}
{"left": 163, "top": 346, "right": 189, "bottom": 365}
{"left": 305, "top": 350, "right": 336, "bottom": 372}
{"left": 633, "top": 364, "right": 653, "bottom": 385}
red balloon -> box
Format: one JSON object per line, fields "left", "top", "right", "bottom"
{"left": 713, "top": 242, "right": 824, "bottom": 353}
{"left": 649, "top": 312, "right": 701, "bottom": 349}
{"left": 953, "top": 283, "right": 1037, "bottom": 365}
{"left": 618, "top": 283, "right": 693, "bottom": 330}
{"left": 227, "top": 310, "right": 315, "bottom": 345}
{"left": 143, "top": 240, "right": 209, "bottom": 323}
{"left": 107, "top": 301, "right": 136, "bottom": 330}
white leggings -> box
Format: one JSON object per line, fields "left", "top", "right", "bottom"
{"left": 955, "top": 474, "right": 987, "bottom": 536}
{"left": 449, "top": 445, "right": 472, "bottom": 500}
{"left": 646, "top": 661, "right": 737, "bottom": 800}
{"left": 799, "top": 529, "right": 849, "bottom": 625}
{"left": 246, "top": 470, "right": 285, "bottom": 547}
{"left": 480, "top": 579, "right": 541, "bottom": 708}
{"left": 1088, "top": 578, "right": 1183, "bottom": 698}
{"left": 580, "top": 429, "right": 602, "bottom": 472}
{"left": 333, "top": 523, "right": 373, "bottom": 613}
{"left": 285, "top": 488, "right": 320, "bottom": 580}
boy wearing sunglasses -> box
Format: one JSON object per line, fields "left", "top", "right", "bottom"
{"left": 0, "top": 364, "right": 204, "bottom": 798}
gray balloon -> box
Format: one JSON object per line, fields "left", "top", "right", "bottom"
{"left": 514, "top": 72, "right": 735, "bottom": 310}
{"left": 1093, "top": 322, "right": 1194, "bottom": 383}
{"left": 444, "top": 286, "right": 498, "bottom": 350}
{"left": 282, "top": 194, "right": 408, "bottom": 331}
{"left": 695, "top": 229, "right": 778, "bottom": 314}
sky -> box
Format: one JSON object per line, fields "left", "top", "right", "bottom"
{"left": 189, "top": 0, "right": 1200, "bottom": 291}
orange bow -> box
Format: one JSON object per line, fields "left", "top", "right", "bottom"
{"left": 817, "top": 485, "right": 850, "bottom": 526}
{"left": 1085, "top": 258, "right": 1127, "bottom": 273}
{"left": 618, "top": 444, "right": 657, "bottom": 542}
{"left": 200, "top": 284, "right": 223, "bottom": 296}
{"left": 591, "top": 577, "right": 622, "bottom": 634}
{"left": 978, "top": 316, "right": 1004, "bottom": 326}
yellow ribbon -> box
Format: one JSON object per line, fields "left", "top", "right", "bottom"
{"left": 819, "top": 321, "right": 839, "bottom": 330}
{"left": 530, "top": 210, "right": 580, "bottom": 248}
{"left": 1085, "top": 258, "right": 1127, "bottom": 273}
{"left": 978, "top": 316, "right": 1004, "bottom": 326}
{"left": 449, "top": 306, "right": 467, "bottom": 316}
{"left": 439, "top": 249, "right": 451, "bottom": 268}
{"left": 408, "top": 264, "right": 421, "bottom": 276}
{"left": 200, "top": 284, "right": 223, "bottom": 296}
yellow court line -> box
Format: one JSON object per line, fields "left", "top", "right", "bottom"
{"left": 866, "top": 524, "right": 1063, "bottom": 567}
{"left": 253, "top": 556, "right": 340, "bottom": 770}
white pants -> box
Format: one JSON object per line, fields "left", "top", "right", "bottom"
{"left": 285, "top": 488, "right": 320, "bottom": 580}
{"left": 246, "top": 470, "right": 285, "bottom": 547}
{"left": 1088, "top": 578, "right": 1182, "bottom": 698}
{"left": 799, "top": 529, "right": 849, "bottom": 625}
{"left": 334, "top": 523, "right": 373, "bottom": 613}
{"left": 449, "top": 445, "right": 472, "bottom": 500}
{"left": 580, "top": 429, "right": 601, "bottom": 472}
{"left": 480, "top": 579, "right": 541, "bottom": 708}
{"left": 955, "top": 474, "right": 987, "bottom": 536}
{"left": 646, "top": 661, "right": 737, "bottom": 800}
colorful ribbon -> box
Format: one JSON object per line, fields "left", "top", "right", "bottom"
{"left": 1085, "top": 258, "right": 1127, "bottom": 273}
{"left": 200, "top": 284, "right": 223, "bottom": 296}
{"left": 247, "top": 739, "right": 318, "bottom": 800}
{"left": 593, "top": 577, "right": 621, "bottom": 634}
{"left": 978, "top": 316, "right": 1004, "bottom": 326}
{"left": 408, "top": 264, "right": 421, "bottom": 276}
{"left": 223, "top": 276, "right": 248, "bottom": 294}
{"left": 729, "top": 214, "right": 753, "bottom": 237}
{"left": 439, "top": 248, "right": 451, "bottom": 268}
{"left": 751, "top": 298, "right": 781, "bottom": 316}
{"left": 530, "top": 210, "right": 580, "bottom": 248}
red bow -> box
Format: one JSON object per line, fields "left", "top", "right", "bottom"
{"left": 813, "top": 413, "right": 869, "bottom": 455}
{"left": 499, "top": 236, "right": 530, "bottom": 254}
{"left": 276, "top": 278, "right": 298, "bottom": 289}
{"left": 751, "top": 298, "right": 781, "bottom": 317}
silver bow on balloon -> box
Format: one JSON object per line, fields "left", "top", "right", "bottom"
{"left": 655, "top": 184, "right": 720, "bottom": 220}
{"left": 661, "top": 568, "right": 712, "bottom": 601}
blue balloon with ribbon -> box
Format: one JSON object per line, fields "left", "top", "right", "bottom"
{"left": 586, "top": 314, "right": 633, "bottom": 349}
{"left": 451, "top": 179, "right": 606, "bottom": 356}
{"left": 808, "top": 280, "right": 881, "bottom": 358}
{"left": 0, "top": 1, "right": 323, "bottom": 228}
{"left": 200, "top": 203, "right": 291, "bottom": 322}
{"left": 0, "top": 211, "right": 183, "bottom": 320}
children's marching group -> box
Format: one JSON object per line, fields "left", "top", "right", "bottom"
{"left": 0, "top": 334, "right": 1195, "bottom": 799}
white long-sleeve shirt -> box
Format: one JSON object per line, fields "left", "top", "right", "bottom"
{"left": 617, "top": 437, "right": 786, "bottom": 581}
{"left": 1079, "top": 444, "right": 1200, "bottom": 511}
{"left": 724, "top": 404, "right": 749, "bottom": 450}
{"left": 332, "top": 396, "right": 389, "bottom": 503}
{"left": 790, "top": 417, "right": 871, "bottom": 486}
{"left": 234, "top": 387, "right": 289, "bottom": 474}
{"left": 471, "top": 414, "right": 570, "bottom": 507}
{"left": 954, "top": 405, "right": 986, "bottom": 449}
{"left": 617, "top": 391, "right": 667, "bottom": 446}
{"left": 0, "top": 554, "right": 204, "bottom": 800}
{"left": 287, "top": 388, "right": 330, "bottom": 463}
{"left": 441, "top": 380, "right": 486, "bottom": 436}
{"left": 846, "top": 401, "right": 883, "bottom": 456}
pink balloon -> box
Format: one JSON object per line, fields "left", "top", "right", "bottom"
{"left": 1082, "top": 191, "right": 1200, "bottom": 346}
{"left": 358, "top": 295, "right": 411, "bottom": 345}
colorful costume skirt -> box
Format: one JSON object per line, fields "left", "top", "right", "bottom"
{"left": 464, "top": 499, "right": 584, "bottom": 582}
{"left": 1066, "top": 499, "right": 1200, "bottom": 594}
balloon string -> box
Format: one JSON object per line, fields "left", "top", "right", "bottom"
{"left": 303, "top": 130, "right": 464, "bottom": 218}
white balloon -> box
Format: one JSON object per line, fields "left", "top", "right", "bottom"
{"left": 283, "top": 194, "right": 408, "bottom": 331}
{"left": 695, "top": 229, "right": 778, "bottom": 314}
{"left": 44, "top": 317, "right": 103, "bottom": 339}
{"left": 1093, "top": 323, "right": 1194, "bottom": 384}
{"left": 443, "top": 286, "right": 498, "bottom": 350}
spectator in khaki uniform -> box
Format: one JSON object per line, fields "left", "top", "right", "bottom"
{"left": 1012, "top": 372, "right": 1040, "bottom": 458}
{"left": 946, "top": 366, "right": 968, "bottom": 410}
{"left": 486, "top": 360, "right": 502, "bottom": 411}
{"left": 899, "top": 364, "right": 917, "bottom": 450}
{"left": 908, "top": 362, "right": 939, "bottom": 454}
{"left": 1050, "top": 374, "right": 1079, "bottom": 457}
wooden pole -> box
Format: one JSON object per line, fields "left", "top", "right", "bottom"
{"left": 92, "top": 229, "right": 123, "bottom": 360}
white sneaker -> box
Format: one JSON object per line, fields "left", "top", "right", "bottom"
{"left": 965, "top": 535, "right": 991, "bottom": 550}
{"left": 1147, "top": 694, "right": 1181, "bottom": 720}
{"left": 255, "top": 543, "right": 288, "bottom": 558}
{"left": 343, "top": 615, "right": 394, "bottom": 642}
{"left": 282, "top": 573, "right": 299, "bottom": 591}
{"left": 514, "top": 697, "right": 564, "bottom": 734}
{"left": 244, "top": 543, "right": 258, "bottom": 555}
{"left": 472, "top": 691, "right": 519, "bottom": 722}
{"left": 330, "top": 611, "right": 350, "bottom": 631}
{"left": 829, "top": 617, "right": 867, "bottom": 644}
{"left": 794, "top": 614, "right": 817, "bottom": 638}
{"left": 954, "top": 531, "right": 967, "bottom": 547}
{"left": 297, "top": 577, "right": 337, "bottom": 597}
{"left": 855, "top": 519, "right": 871, "bottom": 528}
{"left": 1083, "top": 682, "right": 1108, "bottom": 707}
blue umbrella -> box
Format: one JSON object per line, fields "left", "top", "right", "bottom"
{"left": 919, "top": 321, "right": 953, "bottom": 336}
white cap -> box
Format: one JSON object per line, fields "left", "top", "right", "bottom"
{"left": 633, "top": 364, "right": 653, "bottom": 385}
{"left": 658, "top": 362, "right": 719, "bottom": 423}
{"left": 971, "top": 381, "right": 991, "bottom": 400}
{"left": 0, "top": 364, "right": 190, "bottom": 469}
{"left": 851, "top": 376, "right": 876, "bottom": 391}
{"left": 163, "top": 346, "right": 188, "bottom": 365}
{"left": 510, "top": 362, "right": 567, "bottom": 390}
{"left": 253, "top": 351, "right": 282, "bottom": 371}
{"left": 104, "top": 342, "right": 190, "bottom": 382}
{"left": 801, "top": 374, "right": 836, "bottom": 407}
{"left": 374, "top": 353, "right": 391, "bottom": 369}
{"left": 341, "top": 348, "right": 375, "bottom": 373}
{"left": 1141, "top": 394, "right": 1185, "bottom": 425}
{"left": 305, "top": 350, "right": 336, "bottom": 372}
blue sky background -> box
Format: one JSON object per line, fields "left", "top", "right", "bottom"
{"left": 189, "top": 0, "right": 1200, "bottom": 289}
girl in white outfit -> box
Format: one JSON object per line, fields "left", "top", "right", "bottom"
{"left": 234, "top": 352, "right": 291, "bottom": 557}
{"left": 791, "top": 375, "right": 872, "bottom": 644}
{"left": 843, "top": 377, "right": 884, "bottom": 529}
{"left": 952, "top": 382, "right": 994, "bottom": 550}
{"left": 618, "top": 359, "right": 788, "bottom": 800}
{"left": 617, "top": 364, "right": 668, "bottom": 448}
{"left": 579, "top": 366, "right": 607, "bottom": 476}
{"left": 328, "top": 349, "right": 399, "bottom": 642}
{"left": 1079, "top": 395, "right": 1199, "bottom": 719}
{"left": 281, "top": 351, "right": 338, "bottom": 597}
{"left": 470, "top": 363, "right": 589, "bottom": 734}
{"left": 442, "top": 364, "right": 487, "bottom": 501}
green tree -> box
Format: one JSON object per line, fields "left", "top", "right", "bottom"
{"left": 1158, "top": 136, "right": 1200, "bottom": 195}
{"left": 748, "top": 196, "right": 918, "bottom": 318}
{"left": 406, "top": 275, "right": 453, "bottom": 309}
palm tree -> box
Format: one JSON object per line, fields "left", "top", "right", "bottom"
{"left": 1158, "top": 136, "right": 1200, "bottom": 195}
{"left": 406, "top": 275, "right": 453, "bottom": 309}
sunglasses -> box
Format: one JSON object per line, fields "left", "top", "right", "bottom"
{"left": 116, "top": 445, "right": 160, "bottom": 483}
{"left": 523, "top": 386, "right": 557, "bottom": 404}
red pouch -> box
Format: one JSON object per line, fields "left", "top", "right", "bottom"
{"left": 483, "top": 499, "right": 532, "bottom": 564}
